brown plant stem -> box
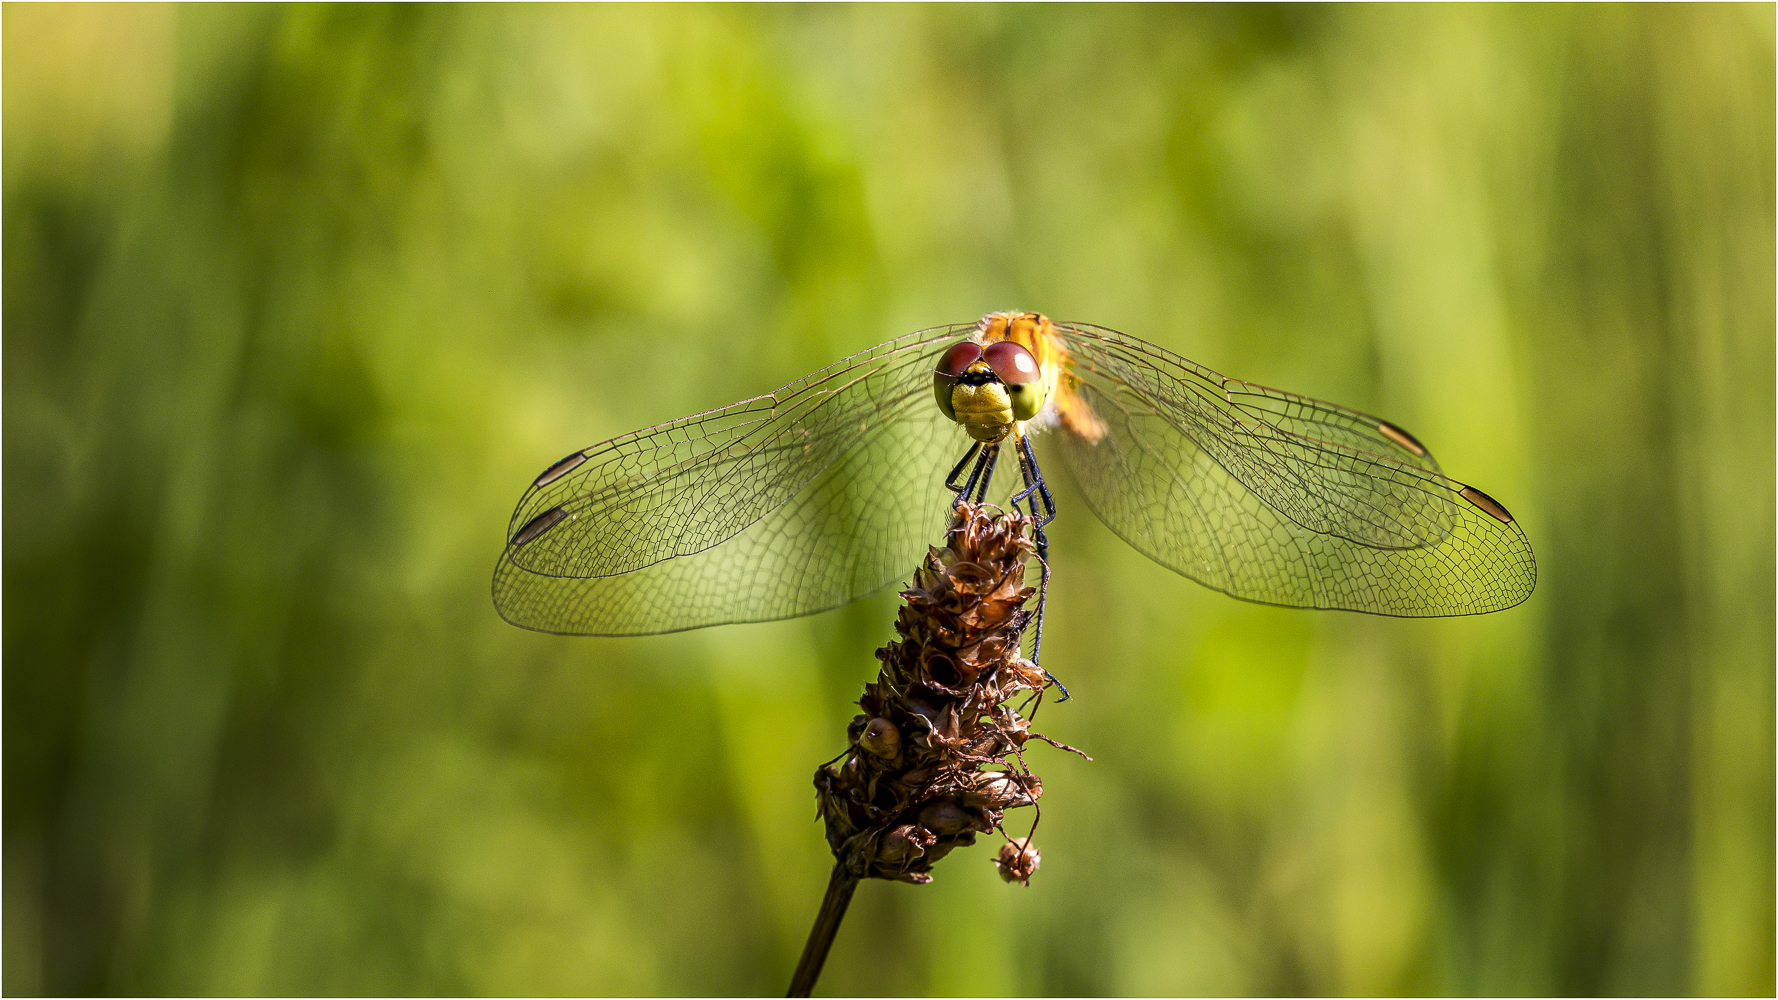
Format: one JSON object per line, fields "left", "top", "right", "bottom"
{"left": 786, "top": 864, "right": 859, "bottom": 997}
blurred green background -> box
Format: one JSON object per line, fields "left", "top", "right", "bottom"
{"left": 5, "top": 4, "right": 1772, "bottom": 996}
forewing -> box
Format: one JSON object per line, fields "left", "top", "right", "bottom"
{"left": 1050, "top": 324, "right": 1535, "bottom": 617}
{"left": 492, "top": 326, "right": 971, "bottom": 635}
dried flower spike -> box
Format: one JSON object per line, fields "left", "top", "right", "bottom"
{"left": 791, "top": 503, "right": 1085, "bottom": 996}
{"left": 814, "top": 502, "right": 1081, "bottom": 885}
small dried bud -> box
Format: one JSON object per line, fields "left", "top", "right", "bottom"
{"left": 917, "top": 799, "right": 988, "bottom": 836}
{"left": 858, "top": 717, "right": 902, "bottom": 760}
{"left": 995, "top": 841, "right": 1042, "bottom": 886}
{"left": 1006, "top": 658, "right": 1048, "bottom": 691}
{"left": 960, "top": 770, "right": 1042, "bottom": 809}
{"left": 878, "top": 823, "right": 935, "bottom": 865}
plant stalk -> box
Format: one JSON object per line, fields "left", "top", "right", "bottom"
{"left": 786, "top": 864, "right": 858, "bottom": 997}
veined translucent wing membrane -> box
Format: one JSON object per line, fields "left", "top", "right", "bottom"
{"left": 493, "top": 325, "right": 974, "bottom": 635}
{"left": 1049, "top": 322, "right": 1535, "bottom": 616}
{"left": 493, "top": 315, "right": 1535, "bottom": 636}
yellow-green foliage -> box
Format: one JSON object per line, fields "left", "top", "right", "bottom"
{"left": 5, "top": 5, "right": 1771, "bottom": 995}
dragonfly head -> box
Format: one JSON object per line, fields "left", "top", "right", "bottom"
{"left": 933, "top": 339, "right": 1045, "bottom": 442}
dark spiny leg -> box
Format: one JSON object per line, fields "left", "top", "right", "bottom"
{"left": 1012, "top": 434, "right": 1057, "bottom": 531}
{"left": 1032, "top": 560, "right": 1066, "bottom": 700}
{"left": 971, "top": 444, "right": 999, "bottom": 504}
{"left": 1013, "top": 434, "right": 1068, "bottom": 701}
{"left": 945, "top": 442, "right": 982, "bottom": 510}
{"left": 955, "top": 442, "right": 995, "bottom": 509}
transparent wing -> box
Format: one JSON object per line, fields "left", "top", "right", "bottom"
{"left": 493, "top": 326, "right": 974, "bottom": 635}
{"left": 1049, "top": 323, "right": 1535, "bottom": 617}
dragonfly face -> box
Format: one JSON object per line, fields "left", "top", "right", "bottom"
{"left": 932, "top": 338, "right": 1046, "bottom": 442}
{"left": 494, "top": 312, "right": 1536, "bottom": 637}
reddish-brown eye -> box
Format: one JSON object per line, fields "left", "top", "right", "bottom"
{"left": 936, "top": 341, "right": 982, "bottom": 379}
{"left": 983, "top": 341, "right": 1040, "bottom": 384}
{"left": 932, "top": 341, "right": 983, "bottom": 421}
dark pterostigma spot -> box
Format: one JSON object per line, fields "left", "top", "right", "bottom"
{"left": 532, "top": 451, "right": 588, "bottom": 489}
{"left": 512, "top": 506, "right": 569, "bottom": 546}
{"left": 1459, "top": 485, "right": 1514, "bottom": 524}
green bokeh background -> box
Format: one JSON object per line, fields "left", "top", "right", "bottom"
{"left": 5, "top": 5, "right": 1772, "bottom": 995}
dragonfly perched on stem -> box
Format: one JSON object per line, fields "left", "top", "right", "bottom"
{"left": 493, "top": 312, "right": 1536, "bottom": 662}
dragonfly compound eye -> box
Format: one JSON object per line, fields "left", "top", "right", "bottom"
{"left": 932, "top": 341, "right": 983, "bottom": 421}
{"left": 983, "top": 340, "right": 1044, "bottom": 420}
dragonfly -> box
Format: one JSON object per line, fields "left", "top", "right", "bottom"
{"left": 493, "top": 312, "right": 1536, "bottom": 653}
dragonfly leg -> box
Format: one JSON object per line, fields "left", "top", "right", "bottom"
{"left": 972, "top": 444, "right": 999, "bottom": 504}
{"left": 944, "top": 442, "right": 981, "bottom": 497}
{"left": 1011, "top": 434, "right": 1057, "bottom": 531}
{"left": 945, "top": 442, "right": 983, "bottom": 510}
{"left": 1013, "top": 434, "right": 1069, "bottom": 702}
{"left": 951, "top": 442, "right": 997, "bottom": 509}
{"left": 1029, "top": 549, "right": 1069, "bottom": 701}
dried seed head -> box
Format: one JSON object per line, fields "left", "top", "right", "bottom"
{"left": 813, "top": 503, "right": 1085, "bottom": 885}
{"left": 995, "top": 841, "right": 1042, "bottom": 886}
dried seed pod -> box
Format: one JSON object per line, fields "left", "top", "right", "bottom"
{"left": 960, "top": 771, "right": 1042, "bottom": 809}
{"left": 877, "top": 823, "right": 935, "bottom": 865}
{"left": 995, "top": 841, "right": 1042, "bottom": 886}
{"left": 858, "top": 718, "right": 901, "bottom": 760}
{"left": 917, "top": 799, "right": 989, "bottom": 836}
